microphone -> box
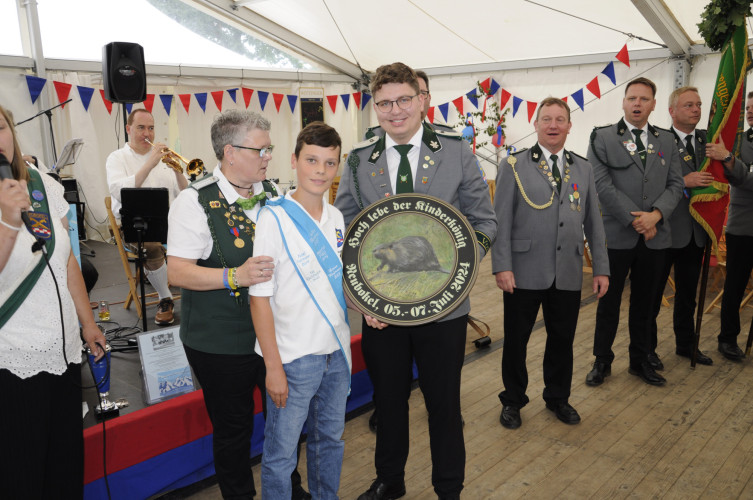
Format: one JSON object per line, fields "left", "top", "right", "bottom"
{"left": 0, "top": 153, "right": 46, "bottom": 251}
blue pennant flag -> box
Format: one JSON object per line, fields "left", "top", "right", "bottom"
{"left": 77, "top": 86, "right": 94, "bottom": 111}
{"left": 571, "top": 89, "right": 585, "bottom": 111}
{"left": 361, "top": 93, "right": 372, "bottom": 110}
{"left": 227, "top": 88, "right": 238, "bottom": 103}
{"left": 488, "top": 78, "right": 501, "bottom": 95}
{"left": 195, "top": 92, "right": 207, "bottom": 112}
{"left": 258, "top": 91, "right": 269, "bottom": 111}
{"left": 466, "top": 89, "right": 479, "bottom": 109}
{"left": 160, "top": 95, "right": 173, "bottom": 116}
{"left": 438, "top": 102, "right": 450, "bottom": 122}
{"left": 512, "top": 96, "right": 523, "bottom": 117}
{"left": 341, "top": 93, "right": 350, "bottom": 110}
{"left": 287, "top": 94, "right": 298, "bottom": 113}
{"left": 25, "top": 75, "right": 47, "bottom": 104}
{"left": 125, "top": 103, "right": 134, "bottom": 115}
{"left": 601, "top": 62, "right": 616, "bottom": 85}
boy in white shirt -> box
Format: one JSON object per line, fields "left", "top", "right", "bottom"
{"left": 249, "top": 122, "right": 351, "bottom": 499}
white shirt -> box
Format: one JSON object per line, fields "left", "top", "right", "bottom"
{"left": 630, "top": 124, "right": 649, "bottom": 149}
{"left": 0, "top": 173, "right": 80, "bottom": 378}
{"left": 106, "top": 143, "right": 184, "bottom": 219}
{"left": 385, "top": 126, "right": 423, "bottom": 193}
{"left": 167, "top": 164, "right": 269, "bottom": 260}
{"left": 538, "top": 144, "right": 563, "bottom": 173}
{"left": 673, "top": 126, "right": 696, "bottom": 150}
{"left": 248, "top": 192, "right": 347, "bottom": 364}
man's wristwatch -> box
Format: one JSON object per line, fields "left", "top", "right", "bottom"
{"left": 723, "top": 152, "right": 733, "bottom": 163}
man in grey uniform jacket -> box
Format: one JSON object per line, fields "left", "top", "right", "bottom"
{"left": 492, "top": 98, "right": 609, "bottom": 430}
{"left": 335, "top": 62, "right": 496, "bottom": 500}
{"left": 649, "top": 86, "right": 714, "bottom": 366}
{"left": 707, "top": 91, "right": 753, "bottom": 361}
{"left": 585, "top": 77, "right": 684, "bottom": 387}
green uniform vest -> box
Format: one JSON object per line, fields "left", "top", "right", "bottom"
{"left": 179, "top": 179, "right": 276, "bottom": 354}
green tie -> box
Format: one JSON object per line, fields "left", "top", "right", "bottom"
{"left": 236, "top": 191, "right": 267, "bottom": 210}
{"left": 632, "top": 128, "right": 646, "bottom": 166}
{"left": 550, "top": 154, "right": 561, "bottom": 192}
{"left": 394, "top": 144, "right": 414, "bottom": 194}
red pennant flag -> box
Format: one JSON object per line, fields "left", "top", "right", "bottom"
{"left": 499, "top": 89, "right": 512, "bottom": 109}
{"left": 562, "top": 96, "right": 568, "bottom": 103}
{"left": 327, "top": 95, "right": 338, "bottom": 113}
{"left": 527, "top": 101, "right": 538, "bottom": 123}
{"left": 427, "top": 106, "right": 435, "bottom": 123}
{"left": 99, "top": 89, "right": 113, "bottom": 114}
{"left": 452, "top": 96, "right": 464, "bottom": 116}
{"left": 241, "top": 88, "right": 254, "bottom": 108}
{"left": 616, "top": 44, "right": 630, "bottom": 67}
{"left": 53, "top": 81, "right": 72, "bottom": 108}
{"left": 179, "top": 94, "right": 191, "bottom": 113}
{"left": 211, "top": 90, "right": 224, "bottom": 111}
{"left": 586, "top": 77, "right": 601, "bottom": 98}
{"left": 479, "top": 78, "right": 491, "bottom": 94}
{"left": 272, "top": 93, "right": 284, "bottom": 112}
{"left": 352, "top": 92, "right": 361, "bottom": 110}
{"left": 143, "top": 94, "right": 155, "bottom": 113}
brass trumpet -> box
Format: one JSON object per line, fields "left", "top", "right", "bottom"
{"left": 146, "top": 139, "right": 206, "bottom": 180}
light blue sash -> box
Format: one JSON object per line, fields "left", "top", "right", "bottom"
{"left": 263, "top": 197, "right": 351, "bottom": 387}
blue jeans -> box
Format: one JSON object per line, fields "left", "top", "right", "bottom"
{"left": 262, "top": 350, "right": 349, "bottom": 499}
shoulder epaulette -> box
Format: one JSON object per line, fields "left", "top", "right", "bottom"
{"left": 352, "top": 136, "right": 379, "bottom": 150}
{"left": 568, "top": 150, "right": 589, "bottom": 162}
{"left": 593, "top": 123, "right": 612, "bottom": 131}
{"left": 653, "top": 125, "right": 671, "bottom": 133}
{"left": 190, "top": 175, "right": 219, "bottom": 191}
{"left": 435, "top": 129, "right": 462, "bottom": 139}
{"left": 510, "top": 148, "right": 528, "bottom": 156}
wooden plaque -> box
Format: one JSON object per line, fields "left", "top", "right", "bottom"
{"left": 342, "top": 194, "right": 478, "bottom": 326}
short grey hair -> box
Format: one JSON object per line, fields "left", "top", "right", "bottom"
{"left": 210, "top": 109, "right": 271, "bottom": 160}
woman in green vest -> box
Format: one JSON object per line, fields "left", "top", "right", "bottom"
{"left": 0, "top": 104, "right": 106, "bottom": 499}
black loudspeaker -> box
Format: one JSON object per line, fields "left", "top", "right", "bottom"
{"left": 61, "top": 178, "right": 86, "bottom": 240}
{"left": 102, "top": 42, "right": 146, "bottom": 103}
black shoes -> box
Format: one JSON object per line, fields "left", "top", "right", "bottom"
{"left": 292, "top": 483, "right": 311, "bottom": 500}
{"left": 357, "top": 479, "right": 406, "bottom": 500}
{"left": 628, "top": 362, "right": 666, "bottom": 386}
{"left": 546, "top": 402, "right": 581, "bottom": 425}
{"left": 585, "top": 362, "right": 611, "bottom": 386}
{"left": 718, "top": 342, "right": 744, "bottom": 361}
{"left": 675, "top": 348, "right": 713, "bottom": 365}
{"left": 368, "top": 410, "right": 378, "bottom": 433}
{"left": 499, "top": 405, "right": 521, "bottom": 429}
{"left": 647, "top": 352, "right": 664, "bottom": 371}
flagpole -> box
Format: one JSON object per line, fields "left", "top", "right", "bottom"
{"left": 691, "top": 240, "right": 713, "bottom": 368}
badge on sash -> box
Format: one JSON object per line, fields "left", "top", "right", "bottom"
{"left": 27, "top": 212, "right": 52, "bottom": 240}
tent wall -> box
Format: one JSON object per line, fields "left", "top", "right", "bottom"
{"left": 1, "top": 52, "right": 726, "bottom": 241}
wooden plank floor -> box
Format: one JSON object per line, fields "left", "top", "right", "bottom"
{"left": 181, "top": 258, "right": 753, "bottom": 500}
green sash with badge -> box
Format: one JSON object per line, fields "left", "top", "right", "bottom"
{"left": 0, "top": 167, "right": 55, "bottom": 329}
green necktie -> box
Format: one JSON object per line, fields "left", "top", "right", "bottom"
{"left": 550, "top": 154, "right": 561, "bottom": 192}
{"left": 685, "top": 135, "right": 696, "bottom": 165}
{"left": 394, "top": 144, "right": 414, "bottom": 194}
{"left": 236, "top": 191, "right": 267, "bottom": 210}
{"left": 632, "top": 128, "right": 646, "bottom": 166}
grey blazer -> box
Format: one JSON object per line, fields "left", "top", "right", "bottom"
{"left": 663, "top": 128, "right": 708, "bottom": 248}
{"left": 726, "top": 128, "right": 753, "bottom": 236}
{"left": 335, "top": 123, "right": 497, "bottom": 321}
{"left": 491, "top": 144, "right": 609, "bottom": 291}
{"left": 587, "top": 119, "right": 684, "bottom": 250}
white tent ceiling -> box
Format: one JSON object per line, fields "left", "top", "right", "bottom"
{"left": 193, "top": 0, "right": 744, "bottom": 80}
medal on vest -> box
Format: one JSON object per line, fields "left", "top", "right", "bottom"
{"left": 230, "top": 227, "right": 245, "bottom": 248}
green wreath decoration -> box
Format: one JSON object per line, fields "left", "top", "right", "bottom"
{"left": 697, "top": 0, "right": 752, "bottom": 51}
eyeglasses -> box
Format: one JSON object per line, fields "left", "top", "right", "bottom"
{"left": 232, "top": 144, "right": 274, "bottom": 157}
{"left": 375, "top": 95, "right": 418, "bottom": 112}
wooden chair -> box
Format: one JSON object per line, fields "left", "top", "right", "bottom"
{"left": 105, "top": 196, "right": 160, "bottom": 318}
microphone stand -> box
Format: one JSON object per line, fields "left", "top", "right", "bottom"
{"left": 15, "top": 99, "right": 72, "bottom": 164}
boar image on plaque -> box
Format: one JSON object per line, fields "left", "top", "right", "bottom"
{"left": 342, "top": 194, "right": 478, "bottom": 326}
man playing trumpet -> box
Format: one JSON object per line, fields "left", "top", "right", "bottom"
{"left": 106, "top": 109, "right": 187, "bottom": 325}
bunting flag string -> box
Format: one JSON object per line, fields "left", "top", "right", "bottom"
{"left": 125, "top": 103, "right": 134, "bottom": 115}
{"left": 16, "top": 41, "right": 631, "bottom": 126}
